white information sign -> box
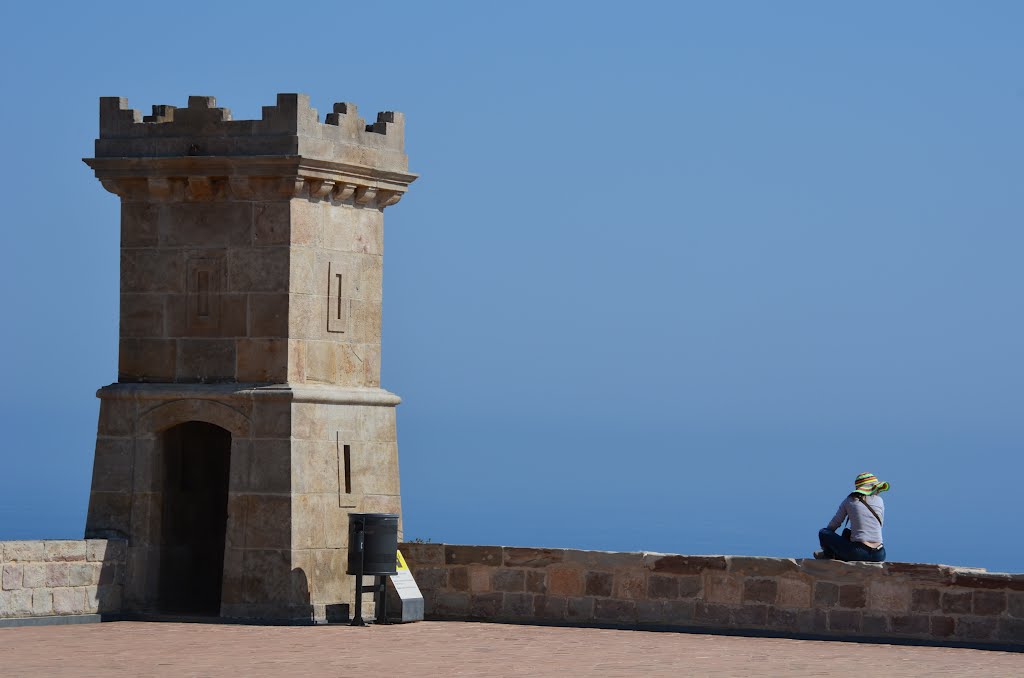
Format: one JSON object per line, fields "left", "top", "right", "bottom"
{"left": 387, "top": 550, "right": 424, "bottom": 622}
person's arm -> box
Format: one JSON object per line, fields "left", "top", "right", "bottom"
{"left": 825, "top": 499, "right": 848, "bottom": 531}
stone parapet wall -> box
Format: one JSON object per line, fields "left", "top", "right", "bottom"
{"left": 400, "top": 544, "right": 1024, "bottom": 648}
{"left": 95, "top": 94, "right": 409, "bottom": 172}
{"left": 0, "top": 540, "right": 126, "bottom": 622}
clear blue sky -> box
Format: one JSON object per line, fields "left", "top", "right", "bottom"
{"left": 1, "top": 1, "right": 1021, "bottom": 572}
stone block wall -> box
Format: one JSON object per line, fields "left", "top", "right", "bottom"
{"left": 116, "top": 197, "right": 386, "bottom": 387}
{"left": 400, "top": 544, "right": 1024, "bottom": 648}
{"left": 0, "top": 540, "right": 126, "bottom": 622}
{"left": 87, "top": 386, "right": 401, "bottom": 621}
{"left": 94, "top": 94, "right": 411, "bottom": 388}
{"left": 288, "top": 199, "right": 385, "bottom": 389}
{"left": 117, "top": 198, "right": 294, "bottom": 384}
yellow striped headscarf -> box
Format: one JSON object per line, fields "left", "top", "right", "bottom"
{"left": 854, "top": 472, "right": 890, "bottom": 495}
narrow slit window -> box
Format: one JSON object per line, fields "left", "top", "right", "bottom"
{"left": 196, "top": 270, "right": 210, "bottom": 317}
{"left": 327, "top": 262, "right": 347, "bottom": 333}
{"left": 336, "top": 433, "right": 356, "bottom": 507}
{"left": 343, "top": 444, "right": 352, "bottom": 494}
{"left": 335, "top": 273, "right": 344, "bottom": 321}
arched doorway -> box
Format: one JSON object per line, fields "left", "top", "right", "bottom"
{"left": 159, "top": 421, "right": 231, "bottom": 615}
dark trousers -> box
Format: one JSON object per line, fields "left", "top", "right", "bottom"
{"left": 818, "top": 528, "right": 886, "bottom": 562}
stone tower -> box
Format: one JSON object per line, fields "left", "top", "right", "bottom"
{"left": 83, "top": 94, "right": 416, "bottom": 622}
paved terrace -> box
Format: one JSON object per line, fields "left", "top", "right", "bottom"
{"left": 1, "top": 621, "right": 1021, "bottom": 676}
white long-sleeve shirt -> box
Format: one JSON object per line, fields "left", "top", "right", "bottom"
{"left": 827, "top": 494, "right": 885, "bottom": 545}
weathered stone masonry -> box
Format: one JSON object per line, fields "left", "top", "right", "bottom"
{"left": 82, "top": 94, "right": 416, "bottom": 622}
{"left": 0, "top": 540, "right": 126, "bottom": 623}
{"left": 401, "top": 544, "right": 1024, "bottom": 648}
{"left": 6, "top": 536, "right": 1022, "bottom": 648}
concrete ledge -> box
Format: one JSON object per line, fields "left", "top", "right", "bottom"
{"left": 97, "top": 382, "right": 402, "bottom": 406}
{"left": 113, "top": 612, "right": 321, "bottom": 626}
{"left": 0, "top": 614, "right": 101, "bottom": 628}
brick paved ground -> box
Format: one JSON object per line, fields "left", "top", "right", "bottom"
{"left": 0, "top": 621, "right": 1020, "bottom": 677}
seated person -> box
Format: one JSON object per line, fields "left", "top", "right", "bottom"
{"left": 815, "top": 472, "right": 888, "bottom": 562}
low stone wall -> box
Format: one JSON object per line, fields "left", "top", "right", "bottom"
{"left": 400, "top": 544, "right": 1024, "bottom": 648}
{"left": 0, "top": 540, "right": 126, "bottom": 624}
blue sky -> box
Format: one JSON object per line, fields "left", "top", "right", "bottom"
{"left": 0, "top": 1, "right": 1021, "bottom": 572}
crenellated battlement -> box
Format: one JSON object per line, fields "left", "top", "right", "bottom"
{"left": 87, "top": 92, "right": 416, "bottom": 206}
{"left": 95, "top": 93, "right": 408, "bottom": 173}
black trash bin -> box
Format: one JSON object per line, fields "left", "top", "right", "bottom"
{"left": 347, "top": 513, "right": 399, "bottom": 625}
{"left": 347, "top": 513, "right": 399, "bottom": 575}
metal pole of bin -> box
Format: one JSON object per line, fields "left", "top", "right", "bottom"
{"left": 351, "top": 526, "right": 366, "bottom": 626}
{"left": 348, "top": 513, "right": 399, "bottom": 626}
{"left": 375, "top": 573, "right": 388, "bottom": 625}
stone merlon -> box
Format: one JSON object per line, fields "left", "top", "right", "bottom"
{"left": 94, "top": 93, "right": 409, "bottom": 174}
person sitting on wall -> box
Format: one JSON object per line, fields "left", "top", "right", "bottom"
{"left": 814, "top": 472, "right": 889, "bottom": 562}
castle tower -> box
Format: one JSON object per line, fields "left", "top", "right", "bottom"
{"left": 83, "top": 94, "right": 416, "bottom": 622}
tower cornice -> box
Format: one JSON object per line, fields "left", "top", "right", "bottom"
{"left": 84, "top": 155, "right": 417, "bottom": 208}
